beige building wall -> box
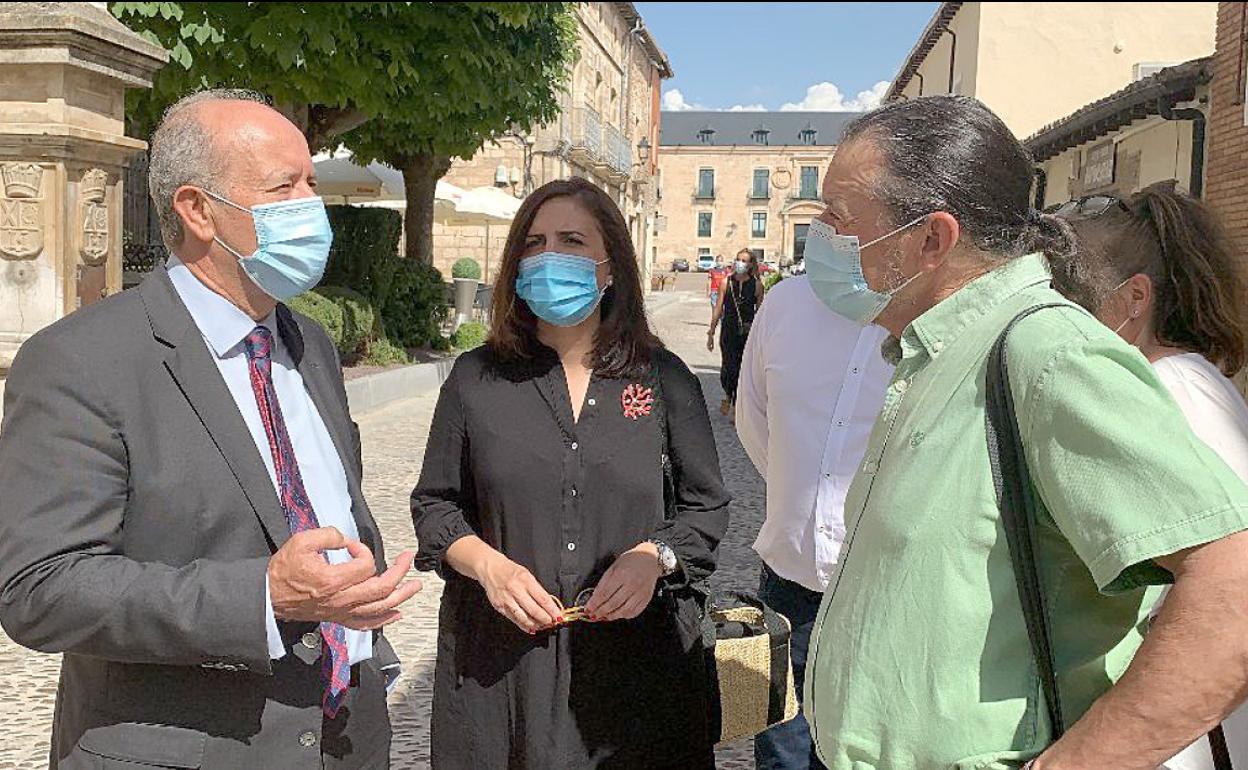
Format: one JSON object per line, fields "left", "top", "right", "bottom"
{"left": 897, "top": 3, "right": 1217, "bottom": 139}
{"left": 435, "top": 3, "right": 665, "bottom": 287}
{"left": 899, "top": 2, "right": 981, "bottom": 100}
{"left": 1040, "top": 116, "right": 1197, "bottom": 209}
{"left": 653, "top": 147, "right": 830, "bottom": 268}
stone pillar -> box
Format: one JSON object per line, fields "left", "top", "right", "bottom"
{"left": 0, "top": 3, "right": 166, "bottom": 371}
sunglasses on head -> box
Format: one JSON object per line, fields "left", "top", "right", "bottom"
{"left": 1053, "top": 195, "right": 1133, "bottom": 220}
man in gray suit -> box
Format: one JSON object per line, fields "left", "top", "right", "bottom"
{"left": 0, "top": 89, "right": 421, "bottom": 768}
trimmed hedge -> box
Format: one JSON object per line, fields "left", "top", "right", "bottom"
{"left": 452, "top": 258, "right": 482, "bottom": 281}
{"left": 316, "top": 286, "right": 376, "bottom": 360}
{"left": 287, "top": 291, "right": 347, "bottom": 355}
{"left": 384, "top": 259, "right": 449, "bottom": 350}
{"left": 323, "top": 206, "right": 403, "bottom": 304}
{"left": 451, "top": 321, "right": 488, "bottom": 351}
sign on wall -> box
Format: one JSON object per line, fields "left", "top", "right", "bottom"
{"left": 1082, "top": 141, "right": 1116, "bottom": 189}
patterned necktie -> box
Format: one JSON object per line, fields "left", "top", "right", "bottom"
{"left": 243, "top": 326, "right": 350, "bottom": 719}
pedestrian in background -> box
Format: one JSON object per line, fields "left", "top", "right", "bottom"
{"left": 709, "top": 248, "right": 765, "bottom": 416}
{"left": 412, "top": 178, "right": 730, "bottom": 769}
{"left": 1053, "top": 181, "right": 1248, "bottom": 770}
{"left": 735, "top": 264, "right": 892, "bottom": 769}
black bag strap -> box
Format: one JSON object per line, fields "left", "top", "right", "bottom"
{"left": 984, "top": 302, "right": 1068, "bottom": 740}
{"left": 649, "top": 361, "right": 678, "bottom": 521}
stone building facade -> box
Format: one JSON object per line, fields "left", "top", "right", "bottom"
{"left": 652, "top": 112, "right": 854, "bottom": 270}
{"left": 435, "top": 2, "right": 671, "bottom": 286}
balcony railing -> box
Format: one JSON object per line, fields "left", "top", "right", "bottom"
{"left": 568, "top": 106, "right": 603, "bottom": 164}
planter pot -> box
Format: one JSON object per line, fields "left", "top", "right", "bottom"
{"left": 453, "top": 278, "right": 479, "bottom": 331}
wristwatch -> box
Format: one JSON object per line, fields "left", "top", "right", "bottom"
{"left": 648, "top": 539, "right": 679, "bottom": 577}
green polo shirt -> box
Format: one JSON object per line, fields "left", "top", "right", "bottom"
{"left": 805, "top": 253, "right": 1248, "bottom": 769}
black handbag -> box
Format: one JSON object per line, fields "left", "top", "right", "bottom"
{"left": 986, "top": 304, "right": 1233, "bottom": 769}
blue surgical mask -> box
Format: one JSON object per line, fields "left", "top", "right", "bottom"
{"left": 515, "top": 251, "right": 611, "bottom": 327}
{"left": 805, "top": 215, "right": 928, "bottom": 324}
{"left": 205, "top": 190, "right": 334, "bottom": 302}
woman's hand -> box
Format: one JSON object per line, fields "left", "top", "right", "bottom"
{"left": 584, "top": 542, "right": 664, "bottom": 622}
{"left": 706, "top": 329, "right": 715, "bottom": 352}
{"left": 477, "top": 552, "right": 564, "bottom": 634}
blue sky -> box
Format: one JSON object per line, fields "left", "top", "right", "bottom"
{"left": 634, "top": 2, "right": 939, "bottom": 112}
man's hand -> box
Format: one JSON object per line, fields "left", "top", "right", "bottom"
{"left": 584, "top": 542, "right": 663, "bottom": 622}
{"left": 268, "top": 527, "right": 422, "bottom": 630}
{"left": 707, "top": 329, "right": 715, "bottom": 352}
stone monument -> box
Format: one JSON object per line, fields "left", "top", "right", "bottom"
{"left": 0, "top": 2, "right": 166, "bottom": 385}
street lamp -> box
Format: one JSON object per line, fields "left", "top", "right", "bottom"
{"left": 636, "top": 136, "right": 651, "bottom": 167}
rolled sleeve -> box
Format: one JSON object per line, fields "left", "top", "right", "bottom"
{"left": 1017, "top": 331, "right": 1248, "bottom": 593}
{"left": 411, "top": 365, "right": 478, "bottom": 574}
{"left": 652, "top": 353, "right": 732, "bottom": 587}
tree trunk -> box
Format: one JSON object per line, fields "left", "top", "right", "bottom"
{"left": 397, "top": 152, "right": 452, "bottom": 264}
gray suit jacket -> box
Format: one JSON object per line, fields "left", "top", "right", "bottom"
{"left": 0, "top": 266, "right": 396, "bottom": 769}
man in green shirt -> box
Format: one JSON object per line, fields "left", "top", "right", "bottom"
{"left": 802, "top": 95, "right": 1248, "bottom": 769}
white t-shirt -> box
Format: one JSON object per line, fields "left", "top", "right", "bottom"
{"left": 1154, "top": 353, "right": 1248, "bottom": 770}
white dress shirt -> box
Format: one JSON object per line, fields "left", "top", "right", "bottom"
{"left": 735, "top": 276, "right": 893, "bottom": 592}
{"left": 167, "top": 258, "right": 371, "bottom": 665}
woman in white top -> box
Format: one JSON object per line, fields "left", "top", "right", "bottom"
{"left": 1054, "top": 181, "right": 1248, "bottom": 770}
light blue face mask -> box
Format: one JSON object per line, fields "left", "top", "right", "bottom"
{"left": 515, "top": 251, "right": 611, "bottom": 327}
{"left": 204, "top": 190, "right": 334, "bottom": 302}
{"left": 805, "top": 215, "right": 929, "bottom": 324}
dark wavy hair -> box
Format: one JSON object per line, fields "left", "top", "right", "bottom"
{"left": 735, "top": 248, "right": 760, "bottom": 279}
{"left": 487, "top": 178, "right": 662, "bottom": 378}
{"left": 1053, "top": 182, "right": 1246, "bottom": 376}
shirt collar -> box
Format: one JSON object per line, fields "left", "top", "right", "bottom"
{"left": 898, "top": 253, "right": 1053, "bottom": 362}
{"left": 166, "top": 256, "right": 277, "bottom": 358}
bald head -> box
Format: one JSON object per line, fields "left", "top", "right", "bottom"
{"left": 148, "top": 89, "right": 310, "bottom": 248}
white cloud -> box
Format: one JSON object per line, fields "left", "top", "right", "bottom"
{"left": 780, "top": 80, "right": 891, "bottom": 112}
{"left": 662, "top": 89, "right": 703, "bottom": 111}
{"left": 728, "top": 104, "right": 767, "bottom": 112}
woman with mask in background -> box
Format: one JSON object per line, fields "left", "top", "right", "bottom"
{"left": 1053, "top": 181, "right": 1248, "bottom": 770}
{"left": 411, "top": 178, "right": 730, "bottom": 769}
{"left": 709, "top": 248, "right": 765, "bottom": 417}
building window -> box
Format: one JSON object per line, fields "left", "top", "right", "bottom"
{"left": 799, "top": 126, "right": 818, "bottom": 145}
{"left": 698, "top": 247, "right": 712, "bottom": 257}
{"left": 751, "top": 169, "right": 770, "bottom": 199}
{"left": 750, "top": 248, "right": 764, "bottom": 262}
{"left": 799, "top": 166, "right": 819, "bottom": 199}
{"left": 752, "top": 128, "right": 770, "bottom": 145}
{"left": 752, "top": 212, "right": 767, "bottom": 238}
{"left": 698, "top": 212, "right": 713, "bottom": 238}
{"left": 696, "top": 168, "right": 715, "bottom": 199}
{"left": 794, "top": 223, "right": 810, "bottom": 261}
{"left": 697, "top": 127, "right": 716, "bottom": 144}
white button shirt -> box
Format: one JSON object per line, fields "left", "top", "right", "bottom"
{"left": 735, "top": 276, "right": 893, "bottom": 592}
{"left": 166, "top": 258, "right": 371, "bottom": 665}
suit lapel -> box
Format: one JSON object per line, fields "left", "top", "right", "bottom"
{"left": 139, "top": 267, "right": 291, "bottom": 551}
{"left": 278, "top": 308, "right": 384, "bottom": 570}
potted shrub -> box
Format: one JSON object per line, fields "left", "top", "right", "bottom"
{"left": 451, "top": 258, "right": 482, "bottom": 331}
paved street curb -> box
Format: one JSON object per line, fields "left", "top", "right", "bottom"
{"left": 346, "top": 357, "right": 457, "bottom": 417}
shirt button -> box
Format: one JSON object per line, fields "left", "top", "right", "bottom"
{"left": 301, "top": 632, "right": 320, "bottom": 650}
{"left": 932, "top": 340, "right": 945, "bottom": 353}
{"left": 567, "top": 543, "right": 576, "bottom": 552}
{"left": 571, "top": 488, "right": 578, "bottom": 497}
{"left": 571, "top": 442, "right": 579, "bottom": 451}
{"left": 851, "top": 367, "right": 861, "bottom": 375}
{"left": 863, "top": 460, "right": 878, "bottom": 473}
{"left": 836, "top": 420, "right": 845, "bottom": 427}
{"left": 298, "top": 731, "right": 317, "bottom": 748}
{"left": 588, "top": 398, "right": 597, "bottom": 406}
{"left": 894, "top": 380, "right": 910, "bottom": 394}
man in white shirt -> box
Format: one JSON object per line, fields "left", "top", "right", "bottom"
{"left": 736, "top": 275, "right": 892, "bottom": 770}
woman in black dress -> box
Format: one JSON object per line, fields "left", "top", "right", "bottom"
{"left": 707, "top": 248, "right": 764, "bottom": 416}
{"left": 412, "top": 178, "right": 731, "bottom": 769}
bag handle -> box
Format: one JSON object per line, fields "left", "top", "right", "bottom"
{"left": 984, "top": 303, "right": 1067, "bottom": 740}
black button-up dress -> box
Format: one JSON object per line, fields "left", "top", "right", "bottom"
{"left": 412, "top": 345, "right": 731, "bottom": 769}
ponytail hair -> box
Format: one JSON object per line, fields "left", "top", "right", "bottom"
{"left": 1056, "top": 182, "right": 1246, "bottom": 376}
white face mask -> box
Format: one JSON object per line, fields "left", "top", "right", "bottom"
{"left": 805, "top": 215, "right": 929, "bottom": 324}
{"left": 734, "top": 260, "right": 749, "bottom": 275}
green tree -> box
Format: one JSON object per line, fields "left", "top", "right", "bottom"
{"left": 110, "top": 3, "right": 577, "bottom": 172}
{"left": 341, "top": 3, "right": 576, "bottom": 261}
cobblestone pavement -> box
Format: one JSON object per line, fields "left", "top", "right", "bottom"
{"left": 0, "top": 288, "right": 768, "bottom": 769}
